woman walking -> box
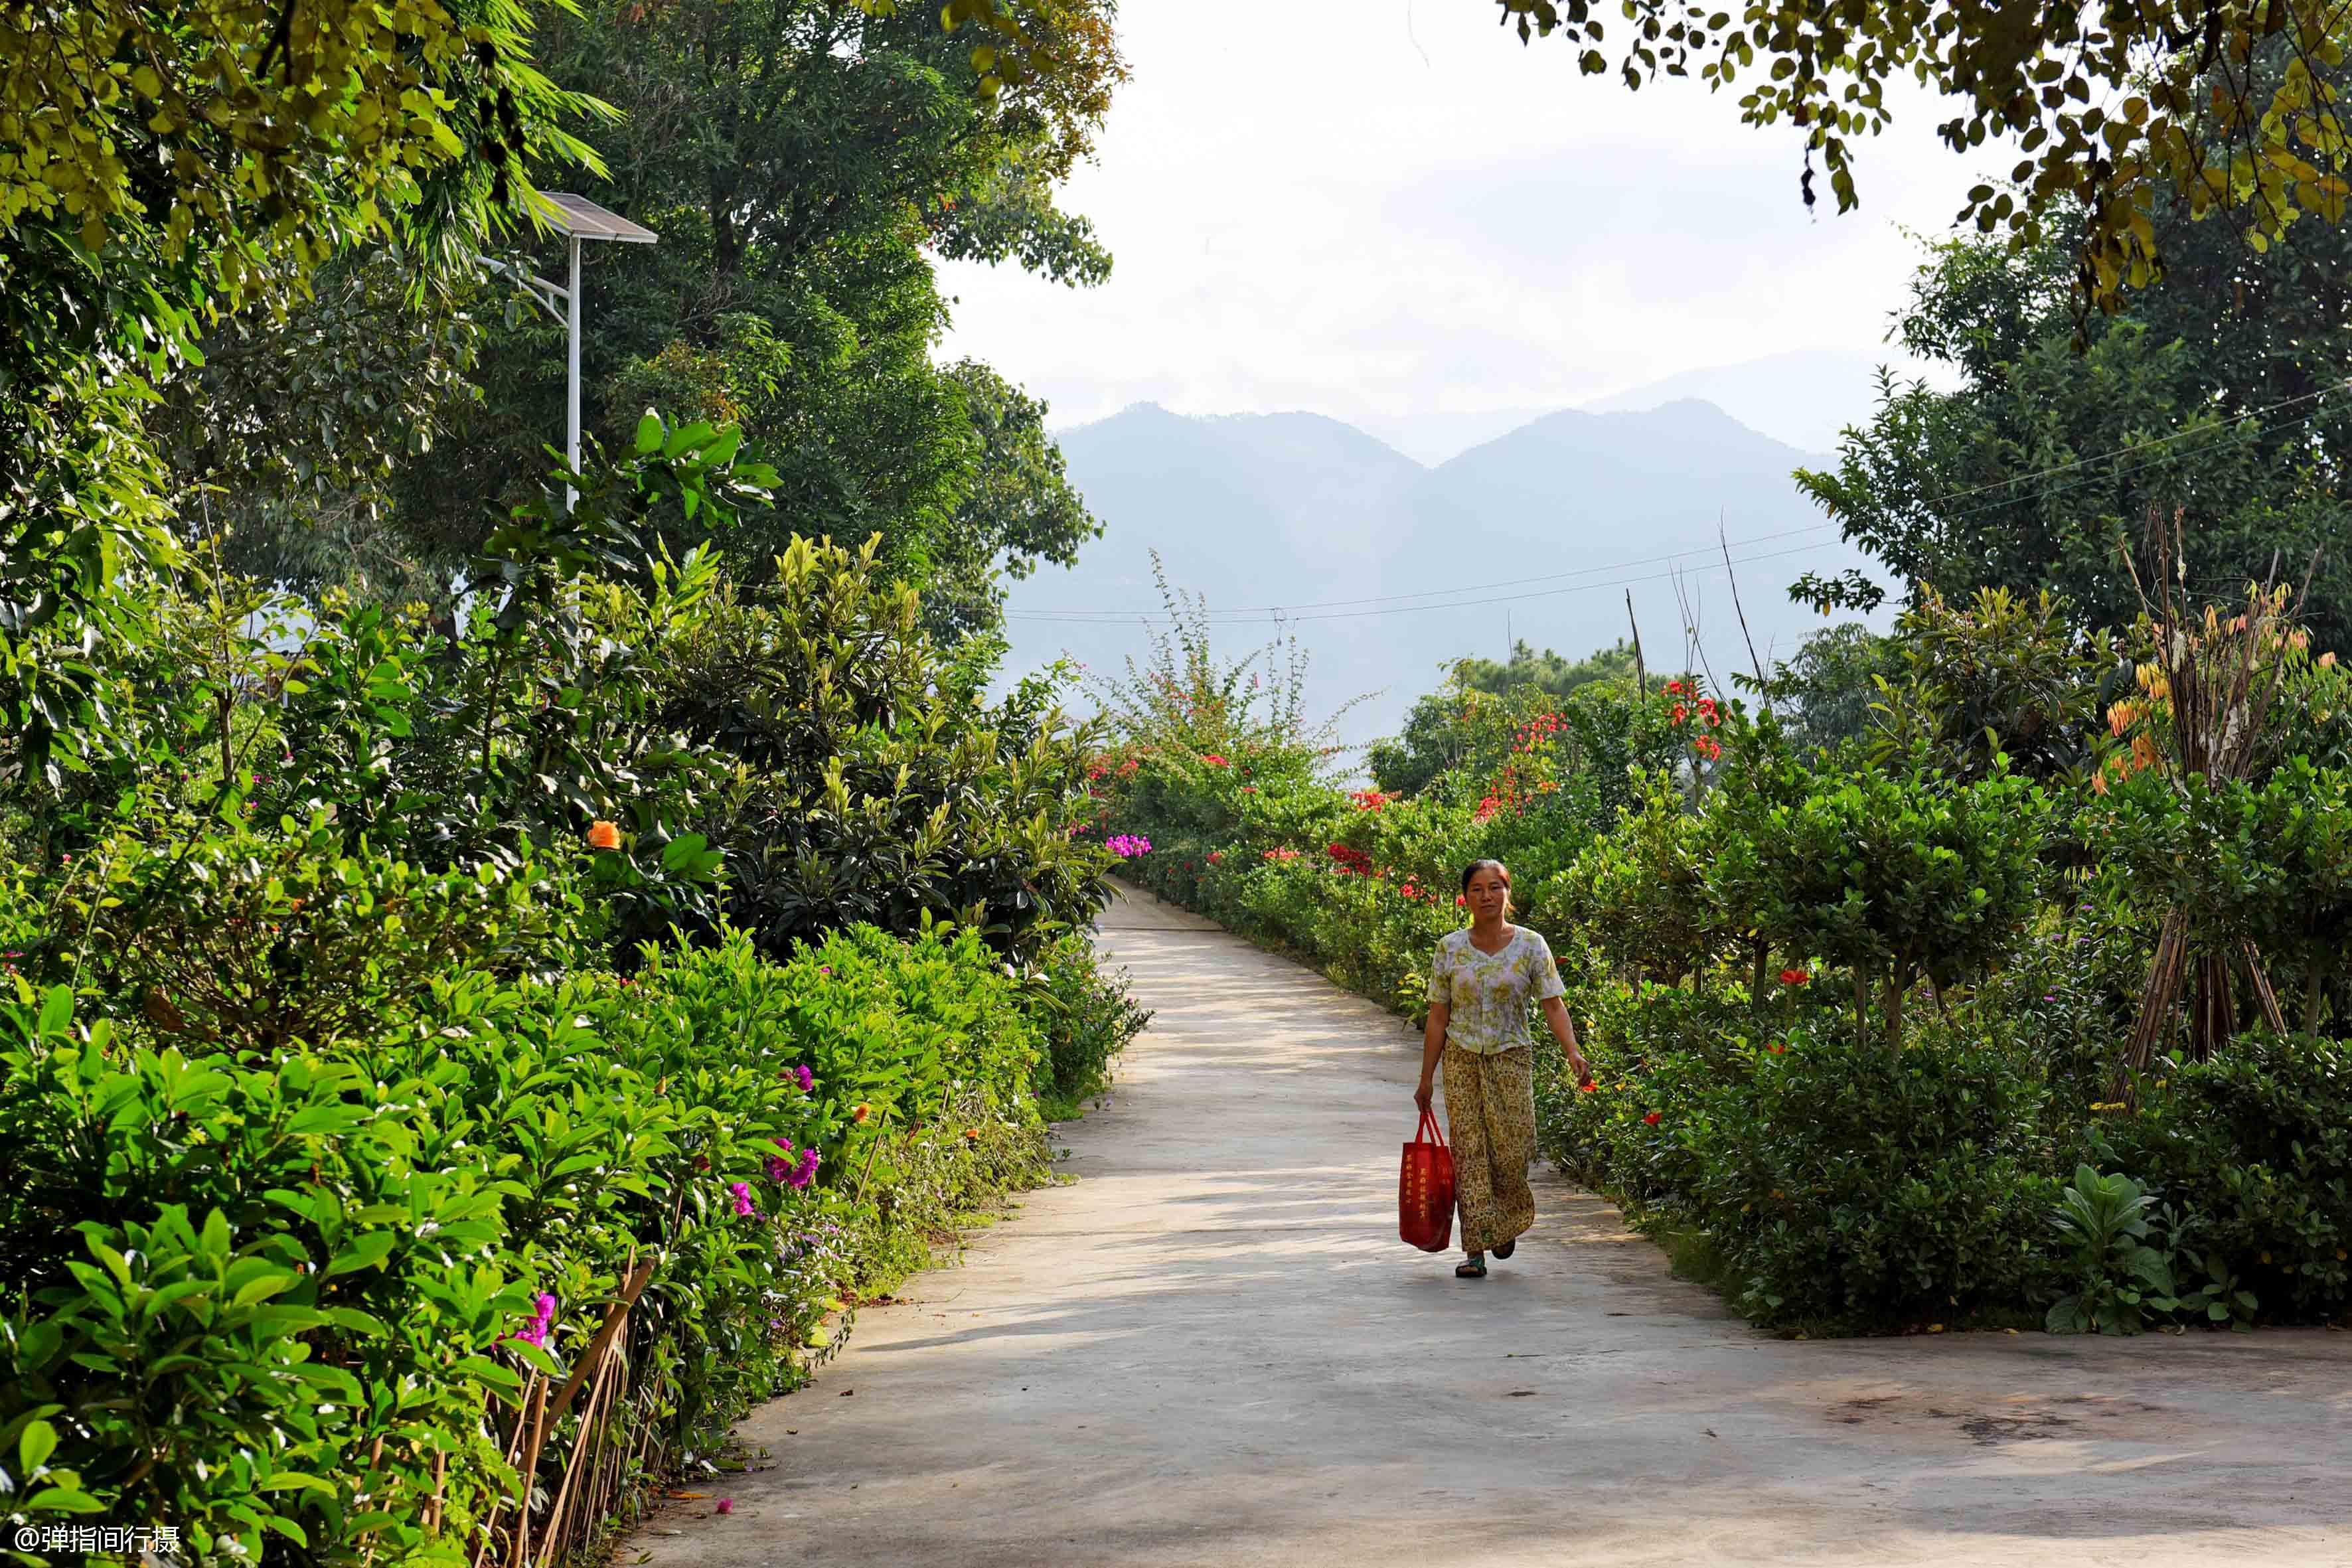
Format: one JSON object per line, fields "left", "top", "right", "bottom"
{"left": 1413, "top": 860, "right": 1592, "bottom": 1279}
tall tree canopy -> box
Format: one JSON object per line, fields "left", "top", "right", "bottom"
{"left": 1476, "top": 1, "right": 2352, "bottom": 315}
{"left": 354, "top": 0, "right": 1118, "bottom": 627}
{"left": 2, "top": 0, "right": 593, "bottom": 769}
{"left": 1798, "top": 196, "right": 2352, "bottom": 653}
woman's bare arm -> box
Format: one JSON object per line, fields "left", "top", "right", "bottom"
{"left": 1413, "top": 1000, "right": 1449, "bottom": 1111}
{"left": 1541, "top": 996, "right": 1593, "bottom": 1085}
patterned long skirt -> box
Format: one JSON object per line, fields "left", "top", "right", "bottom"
{"left": 1441, "top": 1044, "right": 1536, "bottom": 1255}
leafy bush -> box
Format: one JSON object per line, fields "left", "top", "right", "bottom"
{"left": 653, "top": 536, "right": 1111, "bottom": 964}
{"left": 1024, "top": 933, "right": 1153, "bottom": 1115}
{"left": 2097, "top": 1033, "right": 2352, "bottom": 1322}
{"left": 1544, "top": 1008, "right": 2062, "bottom": 1328}
{"left": 0, "top": 907, "right": 1078, "bottom": 1563}
{"left": 2043, "top": 1166, "right": 2241, "bottom": 1334}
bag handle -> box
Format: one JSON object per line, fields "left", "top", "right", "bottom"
{"left": 1415, "top": 1105, "right": 1447, "bottom": 1148}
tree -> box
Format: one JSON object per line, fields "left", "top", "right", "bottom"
{"left": 1, "top": 0, "right": 595, "bottom": 775}
{"left": 1745, "top": 621, "right": 1895, "bottom": 755}
{"left": 1798, "top": 207, "right": 2352, "bottom": 656}
{"left": 1707, "top": 751, "right": 2050, "bottom": 1047}
{"left": 369, "top": 0, "right": 1122, "bottom": 633}
{"left": 1464, "top": 3, "right": 2352, "bottom": 315}
{"left": 1458, "top": 639, "right": 1642, "bottom": 700}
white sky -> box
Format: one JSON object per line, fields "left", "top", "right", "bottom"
{"left": 938, "top": 0, "right": 2001, "bottom": 452}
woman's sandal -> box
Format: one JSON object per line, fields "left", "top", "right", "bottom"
{"left": 1455, "top": 1255, "right": 1487, "bottom": 1279}
{"left": 1493, "top": 1238, "right": 1516, "bottom": 1261}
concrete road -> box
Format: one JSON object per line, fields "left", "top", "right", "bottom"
{"left": 629, "top": 885, "right": 2352, "bottom": 1567}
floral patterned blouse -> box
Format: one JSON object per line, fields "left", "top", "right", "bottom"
{"left": 1428, "top": 925, "right": 1566, "bottom": 1056}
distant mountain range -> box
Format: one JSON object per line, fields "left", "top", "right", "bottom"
{"left": 1004, "top": 396, "right": 1888, "bottom": 748}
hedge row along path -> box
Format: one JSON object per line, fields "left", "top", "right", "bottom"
{"left": 631, "top": 885, "right": 2351, "bottom": 1567}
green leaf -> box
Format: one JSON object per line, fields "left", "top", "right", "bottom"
{"left": 19, "top": 1419, "right": 57, "bottom": 1474}
{"left": 325, "top": 1233, "right": 396, "bottom": 1279}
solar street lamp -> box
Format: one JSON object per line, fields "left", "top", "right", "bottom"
{"left": 510, "top": 192, "right": 659, "bottom": 508}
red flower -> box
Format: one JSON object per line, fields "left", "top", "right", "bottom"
{"left": 1671, "top": 704, "right": 1688, "bottom": 725}
{"left": 1768, "top": 1043, "right": 1787, "bottom": 1055}
{"left": 1642, "top": 1111, "right": 1662, "bottom": 1126}
{"left": 1578, "top": 1080, "right": 1598, "bottom": 1093}
{"left": 1455, "top": 894, "right": 1467, "bottom": 907}
{"left": 1202, "top": 754, "right": 1229, "bottom": 767}
{"left": 1666, "top": 680, "right": 1686, "bottom": 695}
{"left": 1778, "top": 968, "right": 1810, "bottom": 986}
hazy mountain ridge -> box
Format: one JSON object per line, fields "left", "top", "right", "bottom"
{"left": 1008, "top": 398, "right": 1883, "bottom": 745}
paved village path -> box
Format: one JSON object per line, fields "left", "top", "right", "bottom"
{"left": 631, "top": 884, "right": 2352, "bottom": 1568}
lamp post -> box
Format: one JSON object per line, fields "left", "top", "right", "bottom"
{"left": 512, "top": 192, "right": 659, "bottom": 508}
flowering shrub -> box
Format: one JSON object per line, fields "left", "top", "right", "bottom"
{"left": 1098, "top": 620, "right": 2352, "bottom": 1334}
{"left": 0, "top": 915, "right": 1088, "bottom": 1557}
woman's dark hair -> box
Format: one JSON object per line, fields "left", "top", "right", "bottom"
{"left": 1460, "top": 858, "right": 1510, "bottom": 894}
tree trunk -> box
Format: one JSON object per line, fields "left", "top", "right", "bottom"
{"left": 2303, "top": 955, "right": 2328, "bottom": 1036}
{"left": 1750, "top": 938, "right": 1767, "bottom": 1007}
{"left": 1881, "top": 966, "right": 1907, "bottom": 1050}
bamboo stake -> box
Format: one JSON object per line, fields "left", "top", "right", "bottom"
{"left": 2242, "top": 941, "right": 2288, "bottom": 1035}
{"left": 1719, "top": 516, "right": 1770, "bottom": 706}
{"left": 1625, "top": 590, "right": 1647, "bottom": 700}
{"left": 548, "top": 1259, "right": 655, "bottom": 1429}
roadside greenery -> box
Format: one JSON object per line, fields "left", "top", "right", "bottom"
{"left": 0, "top": 424, "right": 1145, "bottom": 1560}
{"left": 0, "top": 1, "right": 1146, "bottom": 1558}
{"left": 1093, "top": 584, "right": 2352, "bottom": 1336}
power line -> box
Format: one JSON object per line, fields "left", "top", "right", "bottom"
{"left": 1908, "top": 378, "right": 2350, "bottom": 512}
{"left": 1009, "top": 382, "right": 2352, "bottom": 629}
{"left": 1007, "top": 520, "right": 1840, "bottom": 623}
{"left": 1012, "top": 538, "right": 1847, "bottom": 627}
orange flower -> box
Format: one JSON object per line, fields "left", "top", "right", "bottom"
{"left": 588, "top": 820, "right": 622, "bottom": 850}
{"left": 853, "top": 1103, "right": 872, "bottom": 1123}
{"left": 963, "top": 1127, "right": 980, "bottom": 1141}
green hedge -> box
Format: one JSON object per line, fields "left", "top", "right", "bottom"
{"left": 0, "top": 911, "right": 1138, "bottom": 1564}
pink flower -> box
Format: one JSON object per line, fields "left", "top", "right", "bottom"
{"left": 729, "top": 1180, "right": 758, "bottom": 1217}
{"left": 504, "top": 1291, "right": 558, "bottom": 1347}
{"left": 716, "top": 1498, "right": 734, "bottom": 1515}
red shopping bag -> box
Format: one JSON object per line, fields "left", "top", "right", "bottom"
{"left": 1399, "top": 1107, "right": 1456, "bottom": 1253}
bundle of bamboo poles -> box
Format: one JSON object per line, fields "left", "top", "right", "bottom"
{"left": 2115, "top": 509, "right": 2314, "bottom": 1088}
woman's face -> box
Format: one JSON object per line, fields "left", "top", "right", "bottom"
{"left": 1465, "top": 868, "right": 1510, "bottom": 922}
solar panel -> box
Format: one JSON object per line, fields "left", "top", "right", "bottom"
{"left": 535, "top": 192, "right": 660, "bottom": 244}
